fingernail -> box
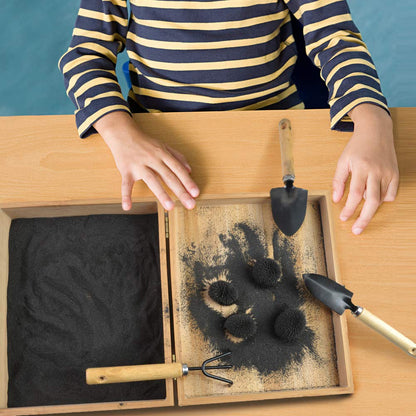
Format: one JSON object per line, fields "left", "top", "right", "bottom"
{"left": 186, "top": 199, "right": 195, "bottom": 209}
{"left": 122, "top": 202, "right": 129, "bottom": 210}
{"left": 340, "top": 214, "right": 348, "bottom": 221}
{"left": 352, "top": 227, "right": 363, "bottom": 235}
{"left": 190, "top": 187, "right": 199, "bottom": 198}
{"left": 165, "top": 200, "right": 174, "bottom": 210}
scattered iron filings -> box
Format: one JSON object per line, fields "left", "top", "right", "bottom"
{"left": 224, "top": 313, "right": 257, "bottom": 340}
{"left": 184, "top": 222, "right": 318, "bottom": 374}
{"left": 251, "top": 258, "right": 282, "bottom": 288}
{"left": 208, "top": 280, "right": 238, "bottom": 306}
{"left": 274, "top": 307, "right": 306, "bottom": 343}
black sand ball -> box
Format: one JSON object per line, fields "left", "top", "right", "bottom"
{"left": 224, "top": 313, "right": 257, "bottom": 339}
{"left": 251, "top": 258, "right": 282, "bottom": 288}
{"left": 208, "top": 280, "right": 238, "bottom": 306}
{"left": 274, "top": 308, "right": 306, "bottom": 343}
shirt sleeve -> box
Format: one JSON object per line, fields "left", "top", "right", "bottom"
{"left": 58, "top": 0, "right": 131, "bottom": 138}
{"left": 283, "top": 0, "right": 389, "bottom": 131}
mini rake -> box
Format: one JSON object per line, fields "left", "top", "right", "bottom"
{"left": 86, "top": 351, "right": 233, "bottom": 385}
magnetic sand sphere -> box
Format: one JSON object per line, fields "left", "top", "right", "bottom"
{"left": 224, "top": 313, "right": 257, "bottom": 340}
{"left": 251, "top": 258, "right": 282, "bottom": 288}
{"left": 208, "top": 280, "right": 238, "bottom": 306}
{"left": 274, "top": 307, "right": 306, "bottom": 343}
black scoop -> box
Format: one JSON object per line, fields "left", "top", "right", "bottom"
{"left": 303, "top": 273, "right": 358, "bottom": 315}
{"left": 303, "top": 273, "right": 416, "bottom": 358}
{"left": 271, "top": 185, "right": 308, "bottom": 236}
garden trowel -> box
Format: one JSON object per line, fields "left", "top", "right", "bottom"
{"left": 270, "top": 119, "right": 308, "bottom": 236}
{"left": 303, "top": 273, "right": 416, "bottom": 358}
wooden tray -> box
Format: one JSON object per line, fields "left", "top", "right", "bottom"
{"left": 168, "top": 192, "right": 353, "bottom": 405}
{"left": 0, "top": 192, "right": 353, "bottom": 415}
{"left": 0, "top": 202, "right": 174, "bottom": 415}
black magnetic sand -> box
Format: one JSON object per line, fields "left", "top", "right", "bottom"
{"left": 7, "top": 214, "right": 165, "bottom": 407}
{"left": 274, "top": 306, "right": 306, "bottom": 343}
{"left": 183, "top": 222, "right": 320, "bottom": 375}
{"left": 251, "top": 258, "right": 282, "bottom": 288}
{"left": 208, "top": 280, "right": 238, "bottom": 306}
{"left": 224, "top": 313, "right": 257, "bottom": 340}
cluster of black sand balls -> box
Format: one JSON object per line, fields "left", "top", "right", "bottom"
{"left": 208, "top": 258, "right": 306, "bottom": 343}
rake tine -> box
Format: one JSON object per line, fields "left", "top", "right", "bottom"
{"left": 201, "top": 352, "right": 233, "bottom": 385}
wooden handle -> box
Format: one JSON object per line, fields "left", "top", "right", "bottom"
{"left": 86, "top": 362, "right": 185, "bottom": 385}
{"left": 278, "top": 119, "right": 295, "bottom": 182}
{"left": 355, "top": 308, "right": 416, "bottom": 358}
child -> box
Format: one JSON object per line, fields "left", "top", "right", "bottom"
{"left": 59, "top": 0, "right": 398, "bottom": 235}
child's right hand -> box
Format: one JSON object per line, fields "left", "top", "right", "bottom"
{"left": 94, "top": 111, "right": 200, "bottom": 211}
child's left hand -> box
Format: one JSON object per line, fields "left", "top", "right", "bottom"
{"left": 332, "top": 103, "right": 399, "bottom": 235}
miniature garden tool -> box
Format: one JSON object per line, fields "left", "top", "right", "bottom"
{"left": 303, "top": 273, "right": 416, "bottom": 358}
{"left": 270, "top": 119, "right": 308, "bottom": 236}
{"left": 86, "top": 351, "right": 233, "bottom": 385}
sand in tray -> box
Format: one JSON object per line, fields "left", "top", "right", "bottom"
{"left": 171, "top": 200, "right": 339, "bottom": 398}
{"left": 7, "top": 214, "right": 166, "bottom": 407}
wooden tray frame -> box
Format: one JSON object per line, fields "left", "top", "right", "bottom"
{"left": 0, "top": 191, "right": 353, "bottom": 414}
{"left": 167, "top": 191, "right": 353, "bottom": 406}
{"left": 0, "top": 202, "right": 174, "bottom": 416}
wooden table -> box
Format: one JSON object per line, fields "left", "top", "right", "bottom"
{"left": 1, "top": 108, "right": 415, "bottom": 415}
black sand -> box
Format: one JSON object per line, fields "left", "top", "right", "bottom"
{"left": 251, "top": 258, "right": 282, "bottom": 288}
{"left": 274, "top": 306, "right": 306, "bottom": 342}
{"left": 183, "top": 222, "right": 319, "bottom": 374}
{"left": 7, "top": 214, "right": 165, "bottom": 407}
{"left": 208, "top": 280, "right": 238, "bottom": 306}
{"left": 224, "top": 313, "right": 257, "bottom": 339}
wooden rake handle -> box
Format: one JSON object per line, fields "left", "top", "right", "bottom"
{"left": 86, "top": 362, "right": 184, "bottom": 385}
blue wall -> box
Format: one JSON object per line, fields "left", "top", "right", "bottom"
{"left": 348, "top": 0, "right": 415, "bottom": 107}
{"left": 0, "top": 0, "right": 414, "bottom": 116}
{"left": 0, "top": 1, "right": 130, "bottom": 116}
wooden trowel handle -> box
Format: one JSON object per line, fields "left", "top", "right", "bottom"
{"left": 278, "top": 119, "right": 295, "bottom": 183}
{"left": 86, "top": 362, "right": 185, "bottom": 385}
{"left": 355, "top": 308, "right": 416, "bottom": 358}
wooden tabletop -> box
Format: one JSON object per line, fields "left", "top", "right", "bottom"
{"left": 1, "top": 108, "right": 415, "bottom": 414}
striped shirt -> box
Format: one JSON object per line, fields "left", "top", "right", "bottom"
{"left": 59, "top": 0, "right": 389, "bottom": 138}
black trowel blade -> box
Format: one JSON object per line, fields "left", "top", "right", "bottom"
{"left": 303, "top": 273, "right": 356, "bottom": 315}
{"left": 270, "top": 186, "right": 308, "bottom": 236}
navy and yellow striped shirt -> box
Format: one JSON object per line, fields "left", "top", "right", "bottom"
{"left": 59, "top": 0, "right": 389, "bottom": 138}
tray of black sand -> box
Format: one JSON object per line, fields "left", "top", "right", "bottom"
{"left": 1, "top": 203, "right": 174, "bottom": 415}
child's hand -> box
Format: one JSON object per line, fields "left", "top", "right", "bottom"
{"left": 332, "top": 104, "right": 399, "bottom": 235}
{"left": 94, "top": 111, "right": 200, "bottom": 211}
